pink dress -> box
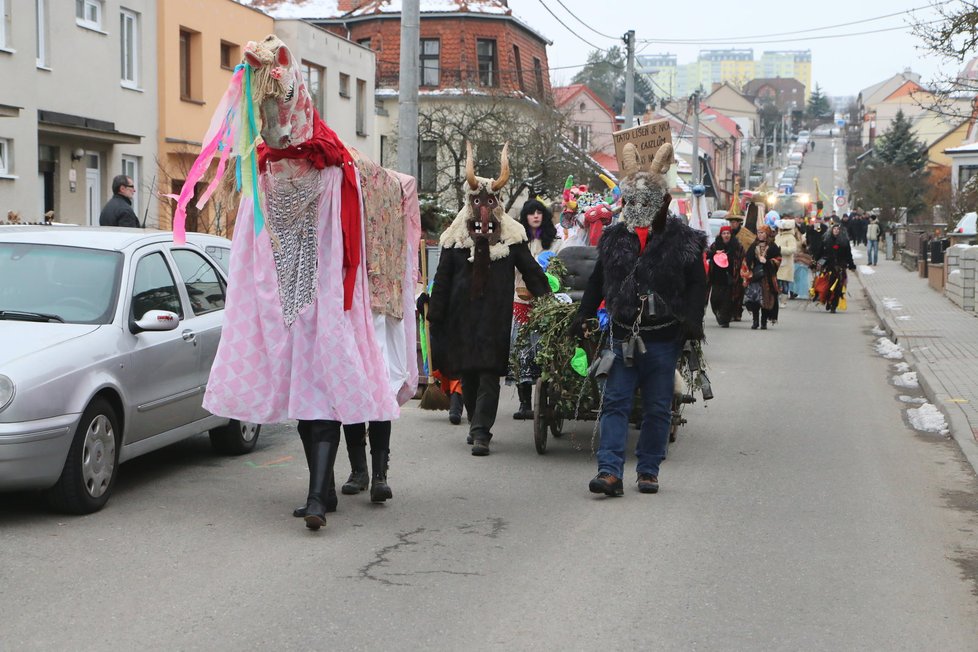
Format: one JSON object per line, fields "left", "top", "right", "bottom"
{"left": 203, "top": 162, "right": 399, "bottom": 424}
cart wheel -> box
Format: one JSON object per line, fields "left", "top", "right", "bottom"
{"left": 547, "top": 381, "right": 564, "bottom": 438}
{"left": 533, "top": 378, "right": 548, "bottom": 454}
{"left": 669, "top": 395, "right": 685, "bottom": 443}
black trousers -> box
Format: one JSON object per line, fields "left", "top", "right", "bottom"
{"left": 461, "top": 371, "right": 500, "bottom": 443}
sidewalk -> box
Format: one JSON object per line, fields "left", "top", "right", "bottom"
{"left": 856, "top": 246, "right": 978, "bottom": 477}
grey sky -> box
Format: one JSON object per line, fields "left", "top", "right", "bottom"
{"left": 512, "top": 0, "right": 960, "bottom": 97}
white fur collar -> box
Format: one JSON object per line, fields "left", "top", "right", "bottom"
{"left": 439, "top": 209, "right": 527, "bottom": 261}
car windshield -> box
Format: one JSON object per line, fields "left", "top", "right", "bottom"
{"left": 0, "top": 243, "right": 123, "bottom": 324}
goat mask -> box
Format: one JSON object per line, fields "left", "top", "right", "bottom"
{"left": 619, "top": 143, "right": 674, "bottom": 232}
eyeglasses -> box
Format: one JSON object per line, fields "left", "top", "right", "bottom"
{"left": 122, "top": 184, "right": 135, "bottom": 189}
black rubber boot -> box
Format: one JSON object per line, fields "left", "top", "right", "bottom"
{"left": 368, "top": 421, "right": 393, "bottom": 503}
{"left": 448, "top": 392, "right": 463, "bottom": 425}
{"left": 760, "top": 314, "right": 768, "bottom": 330}
{"left": 294, "top": 423, "right": 337, "bottom": 517}
{"left": 751, "top": 310, "right": 760, "bottom": 330}
{"left": 341, "top": 424, "right": 369, "bottom": 495}
{"left": 302, "top": 420, "right": 340, "bottom": 530}
{"left": 513, "top": 383, "right": 534, "bottom": 420}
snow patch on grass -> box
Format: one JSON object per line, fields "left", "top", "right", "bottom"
{"left": 907, "top": 403, "right": 949, "bottom": 435}
{"left": 875, "top": 337, "right": 904, "bottom": 359}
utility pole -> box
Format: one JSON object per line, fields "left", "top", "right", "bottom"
{"left": 623, "top": 30, "right": 636, "bottom": 128}
{"left": 691, "top": 90, "right": 700, "bottom": 183}
{"left": 397, "top": 0, "right": 420, "bottom": 178}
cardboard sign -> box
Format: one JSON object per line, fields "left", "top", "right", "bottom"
{"left": 613, "top": 120, "right": 673, "bottom": 171}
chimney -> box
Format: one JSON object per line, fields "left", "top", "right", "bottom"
{"left": 338, "top": 0, "right": 367, "bottom": 12}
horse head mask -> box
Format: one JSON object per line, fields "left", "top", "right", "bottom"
{"left": 243, "top": 36, "right": 313, "bottom": 150}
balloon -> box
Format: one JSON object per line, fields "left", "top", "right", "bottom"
{"left": 712, "top": 251, "right": 729, "bottom": 268}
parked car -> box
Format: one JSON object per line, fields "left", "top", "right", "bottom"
{"left": 952, "top": 211, "right": 977, "bottom": 235}
{"left": 0, "top": 226, "right": 259, "bottom": 514}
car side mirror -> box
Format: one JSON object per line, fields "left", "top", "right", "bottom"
{"left": 133, "top": 310, "right": 181, "bottom": 333}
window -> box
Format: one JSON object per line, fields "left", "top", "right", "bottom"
{"left": 533, "top": 57, "right": 544, "bottom": 97}
{"left": 356, "top": 78, "right": 367, "bottom": 136}
{"left": 339, "top": 72, "right": 350, "bottom": 98}
{"left": 301, "top": 60, "right": 325, "bottom": 117}
{"left": 35, "top": 0, "right": 47, "bottom": 67}
{"left": 512, "top": 45, "right": 524, "bottom": 92}
{"left": 0, "top": 0, "right": 8, "bottom": 49}
{"left": 178, "top": 28, "right": 202, "bottom": 101}
{"left": 120, "top": 9, "right": 139, "bottom": 87}
{"left": 476, "top": 39, "right": 497, "bottom": 87}
{"left": 420, "top": 39, "right": 440, "bottom": 87}
{"left": 418, "top": 140, "right": 437, "bottom": 193}
{"left": 573, "top": 124, "right": 591, "bottom": 151}
{"left": 959, "top": 165, "right": 978, "bottom": 190}
{"left": 357, "top": 37, "right": 371, "bottom": 49}
{"left": 0, "top": 137, "right": 10, "bottom": 175}
{"left": 121, "top": 155, "right": 140, "bottom": 215}
{"left": 131, "top": 252, "right": 182, "bottom": 320}
{"left": 220, "top": 40, "right": 237, "bottom": 70}
{"left": 171, "top": 250, "right": 226, "bottom": 315}
{"left": 75, "top": 0, "right": 102, "bottom": 31}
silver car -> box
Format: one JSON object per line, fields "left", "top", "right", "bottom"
{"left": 0, "top": 226, "right": 259, "bottom": 513}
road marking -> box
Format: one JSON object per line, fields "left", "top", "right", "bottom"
{"left": 245, "top": 455, "right": 294, "bottom": 468}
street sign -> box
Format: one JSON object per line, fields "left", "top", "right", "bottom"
{"left": 836, "top": 188, "right": 845, "bottom": 197}
{"left": 835, "top": 195, "right": 847, "bottom": 208}
{"left": 836, "top": 119, "right": 845, "bottom": 127}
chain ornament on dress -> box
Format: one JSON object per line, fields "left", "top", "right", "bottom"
{"left": 263, "top": 170, "right": 324, "bottom": 327}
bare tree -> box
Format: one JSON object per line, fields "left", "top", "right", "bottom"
{"left": 155, "top": 145, "right": 239, "bottom": 237}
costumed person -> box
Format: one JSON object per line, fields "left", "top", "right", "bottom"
{"left": 573, "top": 142, "right": 707, "bottom": 496}
{"left": 820, "top": 223, "right": 855, "bottom": 313}
{"left": 774, "top": 218, "right": 798, "bottom": 306}
{"left": 172, "top": 36, "right": 412, "bottom": 532}
{"left": 730, "top": 205, "right": 757, "bottom": 322}
{"left": 558, "top": 177, "right": 589, "bottom": 246}
{"left": 428, "top": 143, "right": 552, "bottom": 456}
{"left": 706, "top": 224, "right": 744, "bottom": 327}
{"left": 511, "top": 198, "right": 562, "bottom": 419}
{"left": 742, "top": 224, "right": 781, "bottom": 330}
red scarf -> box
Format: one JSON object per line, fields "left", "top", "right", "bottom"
{"left": 634, "top": 226, "right": 650, "bottom": 252}
{"left": 258, "top": 111, "right": 361, "bottom": 311}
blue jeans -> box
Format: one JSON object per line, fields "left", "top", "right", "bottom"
{"left": 598, "top": 336, "right": 683, "bottom": 479}
{"left": 867, "top": 240, "right": 879, "bottom": 265}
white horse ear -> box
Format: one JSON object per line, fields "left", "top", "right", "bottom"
{"left": 244, "top": 49, "right": 263, "bottom": 69}
{"left": 276, "top": 45, "right": 290, "bottom": 67}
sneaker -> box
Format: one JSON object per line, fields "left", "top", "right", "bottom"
{"left": 471, "top": 439, "right": 490, "bottom": 456}
{"left": 589, "top": 472, "right": 624, "bottom": 497}
{"left": 637, "top": 473, "right": 659, "bottom": 494}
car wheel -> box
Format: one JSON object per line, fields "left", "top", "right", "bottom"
{"left": 209, "top": 419, "right": 261, "bottom": 455}
{"left": 47, "top": 398, "right": 120, "bottom": 515}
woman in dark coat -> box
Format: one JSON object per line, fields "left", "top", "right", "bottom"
{"left": 820, "top": 223, "right": 855, "bottom": 313}
{"left": 742, "top": 224, "right": 782, "bottom": 330}
{"left": 706, "top": 225, "right": 745, "bottom": 327}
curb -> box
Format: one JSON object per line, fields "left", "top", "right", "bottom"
{"left": 858, "top": 271, "right": 978, "bottom": 479}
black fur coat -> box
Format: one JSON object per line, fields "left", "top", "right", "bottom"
{"left": 428, "top": 243, "right": 550, "bottom": 377}
{"left": 579, "top": 217, "right": 707, "bottom": 339}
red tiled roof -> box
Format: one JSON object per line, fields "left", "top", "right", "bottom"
{"left": 553, "top": 84, "right": 616, "bottom": 120}
{"left": 592, "top": 152, "right": 619, "bottom": 173}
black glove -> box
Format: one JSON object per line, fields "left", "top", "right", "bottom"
{"left": 416, "top": 292, "right": 429, "bottom": 317}
{"left": 567, "top": 313, "right": 587, "bottom": 340}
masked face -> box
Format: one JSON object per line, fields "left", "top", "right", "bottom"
{"left": 620, "top": 173, "right": 667, "bottom": 229}
{"left": 467, "top": 188, "right": 502, "bottom": 245}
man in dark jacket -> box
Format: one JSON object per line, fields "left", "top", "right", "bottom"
{"left": 99, "top": 175, "right": 141, "bottom": 227}
{"left": 428, "top": 144, "right": 551, "bottom": 456}
{"left": 573, "top": 143, "right": 707, "bottom": 497}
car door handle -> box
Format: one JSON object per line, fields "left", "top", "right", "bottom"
{"left": 181, "top": 329, "right": 197, "bottom": 343}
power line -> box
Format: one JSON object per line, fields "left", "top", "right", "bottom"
{"left": 635, "top": 1, "right": 950, "bottom": 44}
{"left": 635, "top": 17, "right": 945, "bottom": 47}
{"left": 535, "top": 0, "right": 609, "bottom": 52}
{"left": 548, "top": 0, "right": 619, "bottom": 41}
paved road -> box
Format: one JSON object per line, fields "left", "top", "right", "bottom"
{"left": 3, "top": 286, "right": 978, "bottom": 649}
{"left": 795, "top": 130, "right": 847, "bottom": 212}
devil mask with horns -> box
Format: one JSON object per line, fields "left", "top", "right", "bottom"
{"left": 619, "top": 142, "right": 675, "bottom": 232}
{"left": 438, "top": 142, "right": 526, "bottom": 297}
